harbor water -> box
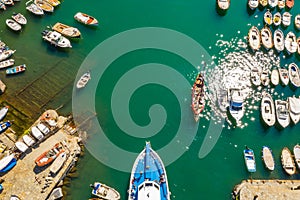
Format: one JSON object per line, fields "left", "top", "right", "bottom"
{"left": 1, "top": 0, "right": 300, "bottom": 199}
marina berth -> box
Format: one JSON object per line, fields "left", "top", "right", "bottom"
{"left": 262, "top": 146, "right": 275, "bottom": 171}
{"left": 295, "top": 14, "right": 300, "bottom": 29}
{"left": 268, "top": 0, "right": 278, "bottom": 8}
{"left": 288, "top": 96, "right": 300, "bottom": 124}
{"left": 261, "top": 92, "right": 276, "bottom": 126}
{"left": 6, "top": 19, "right": 21, "bottom": 32}
{"left": 264, "top": 10, "right": 272, "bottom": 26}
{"left": 244, "top": 146, "right": 256, "bottom": 173}
{"left": 128, "top": 142, "right": 171, "bottom": 200}
{"left": 6, "top": 64, "right": 26, "bottom": 75}
{"left": 11, "top": 13, "right": 27, "bottom": 25}
{"left": 41, "top": 30, "right": 72, "bottom": 48}
{"left": 282, "top": 12, "right": 291, "bottom": 27}
{"left": 34, "top": 0, "right": 54, "bottom": 12}
{"left": 191, "top": 73, "right": 205, "bottom": 122}
{"left": 90, "top": 182, "right": 120, "bottom": 200}
{"left": 260, "top": 69, "right": 270, "bottom": 86}
{"left": 26, "top": 1, "right": 44, "bottom": 16}
{"left": 260, "top": 26, "right": 273, "bottom": 50}
{"left": 281, "top": 147, "right": 296, "bottom": 175}
{"left": 277, "top": 0, "right": 285, "bottom": 9}
{"left": 271, "top": 68, "right": 279, "bottom": 85}
{"left": 217, "top": 0, "right": 230, "bottom": 10}
{"left": 278, "top": 67, "right": 289, "bottom": 85}
{"left": 285, "top": 0, "right": 294, "bottom": 9}
{"left": 288, "top": 63, "right": 300, "bottom": 88}
{"left": 76, "top": 71, "right": 91, "bottom": 89}
{"left": 273, "top": 12, "right": 281, "bottom": 26}
{"left": 0, "top": 106, "right": 9, "bottom": 121}
{"left": 250, "top": 66, "right": 261, "bottom": 86}
{"left": 248, "top": 0, "right": 259, "bottom": 10}
{"left": 273, "top": 29, "right": 284, "bottom": 52}
{"left": 228, "top": 88, "right": 245, "bottom": 123}
{"left": 275, "top": 99, "right": 290, "bottom": 128}
{"left": 293, "top": 144, "right": 300, "bottom": 170}
{"left": 285, "top": 31, "right": 297, "bottom": 54}
{"left": 260, "top": 0, "right": 268, "bottom": 7}
{"left": 248, "top": 26, "right": 261, "bottom": 51}
{"left": 74, "top": 12, "right": 99, "bottom": 26}
{"left": 52, "top": 22, "right": 81, "bottom": 38}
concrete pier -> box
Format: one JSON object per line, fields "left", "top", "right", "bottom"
{"left": 232, "top": 179, "right": 300, "bottom": 200}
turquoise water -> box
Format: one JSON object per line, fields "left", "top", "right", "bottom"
{"left": 1, "top": 0, "right": 300, "bottom": 200}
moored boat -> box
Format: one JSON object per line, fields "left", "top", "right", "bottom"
{"left": 271, "top": 68, "right": 279, "bottom": 85}
{"left": 260, "top": 0, "right": 268, "bottom": 7}
{"left": 248, "top": 0, "right": 259, "bottom": 9}
{"left": 128, "top": 142, "right": 170, "bottom": 200}
{"left": 273, "top": 12, "right": 281, "bottom": 26}
{"left": 35, "top": 142, "right": 64, "bottom": 167}
{"left": 282, "top": 12, "right": 291, "bottom": 27}
{"left": 261, "top": 69, "right": 270, "bottom": 86}
{"left": 191, "top": 73, "right": 205, "bottom": 122}
{"left": 0, "top": 1, "right": 6, "bottom": 10}
{"left": 0, "top": 121, "right": 11, "bottom": 133}
{"left": 261, "top": 92, "right": 276, "bottom": 126}
{"left": 0, "top": 59, "right": 14, "bottom": 70}
{"left": 285, "top": 0, "right": 294, "bottom": 9}
{"left": 288, "top": 63, "right": 300, "bottom": 88}
{"left": 262, "top": 146, "right": 275, "bottom": 171}
{"left": 281, "top": 147, "right": 296, "bottom": 175}
{"left": 76, "top": 71, "right": 91, "bottom": 89}
{"left": 34, "top": 0, "right": 54, "bottom": 12}
{"left": 3, "top": 0, "right": 13, "bottom": 6}
{"left": 295, "top": 14, "right": 300, "bottom": 29}
{"left": 264, "top": 10, "right": 272, "bottom": 26}
{"left": 248, "top": 26, "right": 261, "bottom": 51}
{"left": 48, "top": 188, "right": 63, "bottom": 200}
{"left": 22, "top": 135, "right": 35, "bottom": 147}
{"left": 0, "top": 50, "right": 15, "bottom": 62}
{"left": 41, "top": 30, "right": 72, "bottom": 48}
{"left": 6, "top": 19, "right": 21, "bottom": 32}
{"left": 293, "top": 144, "right": 300, "bottom": 170}
{"left": 6, "top": 64, "right": 26, "bottom": 75}
{"left": 297, "top": 37, "right": 300, "bottom": 56}
{"left": 74, "top": 12, "right": 98, "bottom": 26}
{"left": 0, "top": 154, "right": 16, "bottom": 173}
{"left": 228, "top": 88, "right": 245, "bottom": 123}
{"left": 90, "top": 182, "right": 120, "bottom": 200}
{"left": 26, "top": 1, "right": 44, "bottom": 16}
{"left": 250, "top": 66, "right": 261, "bottom": 86}
{"left": 0, "top": 106, "right": 9, "bottom": 122}
{"left": 268, "top": 0, "right": 278, "bottom": 8}
{"left": 15, "top": 141, "right": 28, "bottom": 153}
{"left": 244, "top": 146, "right": 256, "bottom": 173}
{"left": 273, "top": 29, "right": 284, "bottom": 52}
{"left": 275, "top": 99, "right": 290, "bottom": 128}
{"left": 50, "top": 151, "right": 67, "bottom": 174}
{"left": 44, "top": 0, "right": 60, "bottom": 6}
{"left": 278, "top": 0, "right": 285, "bottom": 9}
{"left": 288, "top": 96, "right": 300, "bottom": 124}
{"left": 285, "top": 31, "right": 297, "bottom": 54}
{"left": 278, "top": 67, "right": 289, "bottom": 85}
{"left": 217, "top": 0, "right": 230, "bottom": 10}
{"left": 12, "top": 13, "right": 27, "bottom": 25}
{"left": 261, "top": 26, "right": 273, "bottom": 50}
{"left": 52, "top": 22, "right": 81, "bottom": 38}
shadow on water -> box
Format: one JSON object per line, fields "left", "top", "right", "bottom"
{"left": 246, "top": 4, "right": 256, "bottom": 16}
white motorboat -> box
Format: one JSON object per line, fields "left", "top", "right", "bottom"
{"left": 0, "top": 49, "right": 16, "bottom": 62}
{"left": 261, "top": 92, "right": 276, "bottom": 126}
{"left": 228, "top": 88, "right": 245, "bottom": 123}
{"left": 22, "top": 135, "right": 35, "bottom": 147}
{"left": 248, "top": 0, "right": 259, "bottom": 10}
{"left": 15, "top": 141, "right": 29, "bottom": 153}
{"left": 271, "top": 68, "right": 279, "bottom": 85}
{"left": 248, "top": 26, "right": 261, "bottom": 51}
{"left": 0, "top": 106, "right": 9, "bottom": 121}
{"left": 282, "top": 12, "right": 291, "bottom": 27}
{"left": 273, "top": 29, "right": 284, "bottom": 52}
{"left": 273, "top": 12, "right": 281, "bottom": 26}
{"left": 261, "top": 26, "right": 273, "bottom": 49}
{"left": 275, "top": 99, "right": 290, "bottom": 128}
{"left": 6, "top": 19, "right": 21, "bottom": 31}
{"left": 26, "top": 0, "right": 44, "bottom": 16}
{"left": 295, "top": 14, "right": 300, "bottom": 30}
{"left": 288, "top": 63, "right": 300, "bottom": 88}
{"left": 76, "top": 71, "right": 91, "bottom": 89}
{"left": 278, "top": 0, "right": 285, "bottom": 9}
{"left": 0, "top": 59, "right": 14, "bottom": 69}
{"left": 12, "top": 13, "right": 27, "bottom": 25}
{"left": 288, "top": 96, "right": 300, "bottom": 124}
{"left": 278, "top": 67, "right": 289, "bottom": 85}
{"left": 41, "top": 30, "right": 72, "bottom": 48}
{"left": 285, "top": 31, "right": 297, "bottom": 54}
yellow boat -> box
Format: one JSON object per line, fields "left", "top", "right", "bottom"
{"left": 44, "top": 0, "right": 60, "bottom": 7}
{"left": 34, "top": 0, "right": 54, "bottom": 12}
{"left": 52, "top": 22, "right": 81, "bottom": 38}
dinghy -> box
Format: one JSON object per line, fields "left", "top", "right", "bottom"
{"left": 293, "top": 144, "right": 300, "bottom": 169}
{"left": 6, "top": 19, "right": 21, "bottom": 31}
{"left": 0, "top": 106, "right": 9, "bottom": 122}
{"left": 297, "top": 37, "right": 300, "bottom": 55}
{"left": 288, "top": 96, "right": 300, "bottom": 124}
{"left": 250, "top": 66, "right": 261, "bottom": 86}
{"left": 191, "top": 73, "right": 205, "bottom": 122}
{"left": 6, "top": 64, "right": 26, "bottom": 75}
{"left": 275, "top": 99, "right": 290, "bottom": 128}
{"left": 76, "top": 71, "right": 91, "bottom": 89}
{"left": 268, "top": 0, "right": 278, "bottom": 8}
{"left": 248, "top": 26, "right": 261, "bottom": 51}
{"left": 262, "top": 146, "right": 275, "bottom": 171}
{"left": 217, "top": 0, "right": 230, "bottom": 10}
{"left": 244, "top": 146, "right": 256, "bottom": 173}
{"left": 274, "top": 29, "right": 284, "bottom": 52}
{"left": 261, "top": 69, "right": 270, "bottom": 86}
{"left": 74, "top": 12, "right": 98, "bottom": 26}
{"left": 26, "top": 0, "right": 44, "bottom": 16}
{"left": 286, "top": 0, "right": 294, "bottom": 9}
{"left": 34, "top": 0, "right": 54, "bottom": 12}
{"left": 12, "top": 13, "right": 27, "bottom": 25}
{"left": 248, "top": 0, "right": 259, "bottom": 9}
{"left": 261, "top": 92, "right": 276, "bottom": 126}
{"left": 281, "top": 147, "right": 296, "bottom": 175}
{"left": 295, "top": 14, "right": 300, "bottom": 29}
{"left": 260, "top": 0, "right": 268, "bottom": 7}
{"left": 0, "top": 50, "right": 16, "bottom": 62}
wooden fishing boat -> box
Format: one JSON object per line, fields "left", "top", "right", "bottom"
{"left": 278, "top": 68, "right": 289, "bottom": 85}
{"left": 41, "top": 30, "right": 72, "bottom": 48}
{"left": 278, "top": 0, "right": 285, "bottom": 9}
{"left": 26, "top": 0, "right": 44, "bottom": 16}
{"left": 293, "top": 144, "right": 300, "bottom": 170}
{"left": 261, "top": 26, "right": 273, "bottom": 50}
{"left": 228, "top": 88, "right": 245, "bottom": 123}
{"left": 250, "top": 66, "right": 261, "bottom": 86}
{"left": 274, "top": 29, "right": 284, "bottom": 52}
{"left": 260, "top": 0, "right": 268, "bottom": 7}
{"left": 44, "top": 0, "right": 60, "bottom": 6}
{"left": 281, "top": 147, "right": 296, "bottom": 175}
{"left": 6, "top": 64, "right": 26, "bottom": 75}
{"left": 0, "top": 106, "right": 9, "bottom": 122}
{"left": 0, "top": 59, "right": 14, "bottom": 69}
{"left": 282, "top": 12, "right": 291, "bottom": 27}
{"left": 50, "top": 151, "right": 67, "bottom": 174}
{"left": 76, "top": 71, "right": 91, "bottom": 89}
{"left": 90, "top": 182, "right": 120, "bottom": 200}
{"left": 288, "top": 63, "right": 300, "bottom": 88}
{"left": 295, "top": 14, "right": 300, "bottom": 29}
{"left": 191, "top": 73, "right": 205, "bottom": 122}
{"left": 6, "top": 19, "right": 21, "bottom": 31}
{"left": 261, "top": 69, "right": 270, "bottom": 86}
{"left": 288, "top": 96, "right": 300, "bottom": 124}
{"left": 12, "top": 13, "right": 27, "bottom": 25}
{"left": 74, "top": 12, "right": 98, "bottom": 26}
{"left": 52, "top": 22, "right": 81, "bottom": 38}
{"left": 264, "top": 10, "right": 272, "bottom": 26}
{"left": 0, "top": 50, "right": 15, "bottom": 62}
{"left": 248, "top": 26, "right": 261, "bottom": 51}
{"left": 262, "top": 146, "right": 275, "bottom": 171}
{"left": 268, "top": 0, "right": 278, "bottom": 8}
{"left": 35, "top": 142, "right": 64, "bottom": 167}
{"left": 244, "top": 146, "right": 256, "bottom": 173}
{"left": 217, "top": 0, "right": 230, "bottom": 10}
{"left": 34, "top": 0, "right": 54, "bottom": 12}
{"left": 0, "top": 121, "right": 11, "bottom": 133}
{"left": 248, "top": 0, "right": 259, "bottom": 9}
{"left": 261, "top": 92, "right": 276, "bottom": 126}
{"left": 271, "top": 68, "right": 279, "bottom": 85}
{"left": 285, "top": 31, "right": 297, "bottom": 54}
{"left": 285, "top": 0, "right": 294, "bottom": 9}
{"left": 275, "top": 99, "right": 290, "bottom": 128}
{"left": 273, "top": 12, "right": 281, "bottom": 26}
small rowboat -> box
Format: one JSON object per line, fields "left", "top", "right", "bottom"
{"left": 0, "top": 121, "right": 11, "bottom": 133}
{"left": 6, "top": 64, "right": 26, "bottom": 75}
{"left": 191, "top": 73, "right": 205, "bottom": 122}
{"left": 250, "top": 66, "right": 261, "bottom": 86}
{"left": 12, "top": 13, "right": 27, "bottom": 25}
{"left": 261, "top": 69, "right": 270, "bottom": 86}
{"left": 293, "top": 144, "right": 300, "bottom": 169}
{"left": 264, "top": 10, "right": 272, "bottom": 25}
{"left": 285, "top": 0, "right": 294, "bottom": 9}
{"left": 52, "top": 22, "right": 81, "bottom": 38}
{"left": 74, "top": 12, "right": 98, "bottom": 26}
{"left": 0, "top": 1, "right": 6, "bottom": 10}
{"left": 0, "top": 59, "right": 14, "bottom": 69}
{"left": 244, "top": 146, "right": 256, "bottom": 173}
{"left": 261, "top": 92, "right": 276, "bottom": 126}
{"left": 273, "top": 12, "right": 281, "bottom": 26}
{"left": 262, "top": 146, "right": 275, "bottom": 171}
{"left": 281, "top": 147, "right": 296, "bottom": 175}
{"left": 217, "top": 0, "right": 230, "bottom": 10}
{"left": 76, "top": 71, "right": 91, "bottom": 89}
{"left": 248, "top": 26, "right": 261, "bottom": 51}
{"left": 6, "top": 19, "right": 21, "bottom": 31}
{"left": 260, "top": 0, "right": 268, "bottom": 7}
{"left": 34, "top": 0, "right": 54, "bottom": 12}
{"left": 3, "top": 0, "right": 14, "bottom": 6}
{"left": 248, "top": 0, "right": 259, "bottom": 10}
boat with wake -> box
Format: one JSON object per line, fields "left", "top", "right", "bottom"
{"left": 281, "top": 147, "right": 296, "bottom": 175}
{"left": 275, "top": 99, "right": 290, "bottom": 128}
{"left": 228, "top": 88, "right": 245, "bottom": 123}
{"left": 191, "top": 73, "right": 205, "bottom": 122}
{"left": 262, "top": 146, "right": 275, "bottom": 171}
{"left": 288, "top": 96, "right": 300, "bottom": 124}
{"left": 261, "top": 92, "right": 276, "bottom": 126}
{"left": 128, "top": 142, "right": 170, "bottom": 200}
{"left": 244, "top": 146, "right": 256, "bottom": 173}
{"left": 90, "top": 182, "right": 120, "bottom": 200}
{"left": 293, "top": 144, "right": 300, "bottom": 170}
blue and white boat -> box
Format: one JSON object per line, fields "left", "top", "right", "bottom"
{"left": 244, "top": 146, "right": 256, "bottom": 173}
{"left": 128, "top": 142, "right": 170, "bottom": 200}
{"left": 0, "top": 154, "right": 16, "bottom": 173}
{"left": 0, "top": 121, "right": 11, "bottom": 133}
{"left": 0, "top": 106, "right": 9, "bottom": 122}
{"left": 228, "top": 88, "right": 245, "bottom": 123}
